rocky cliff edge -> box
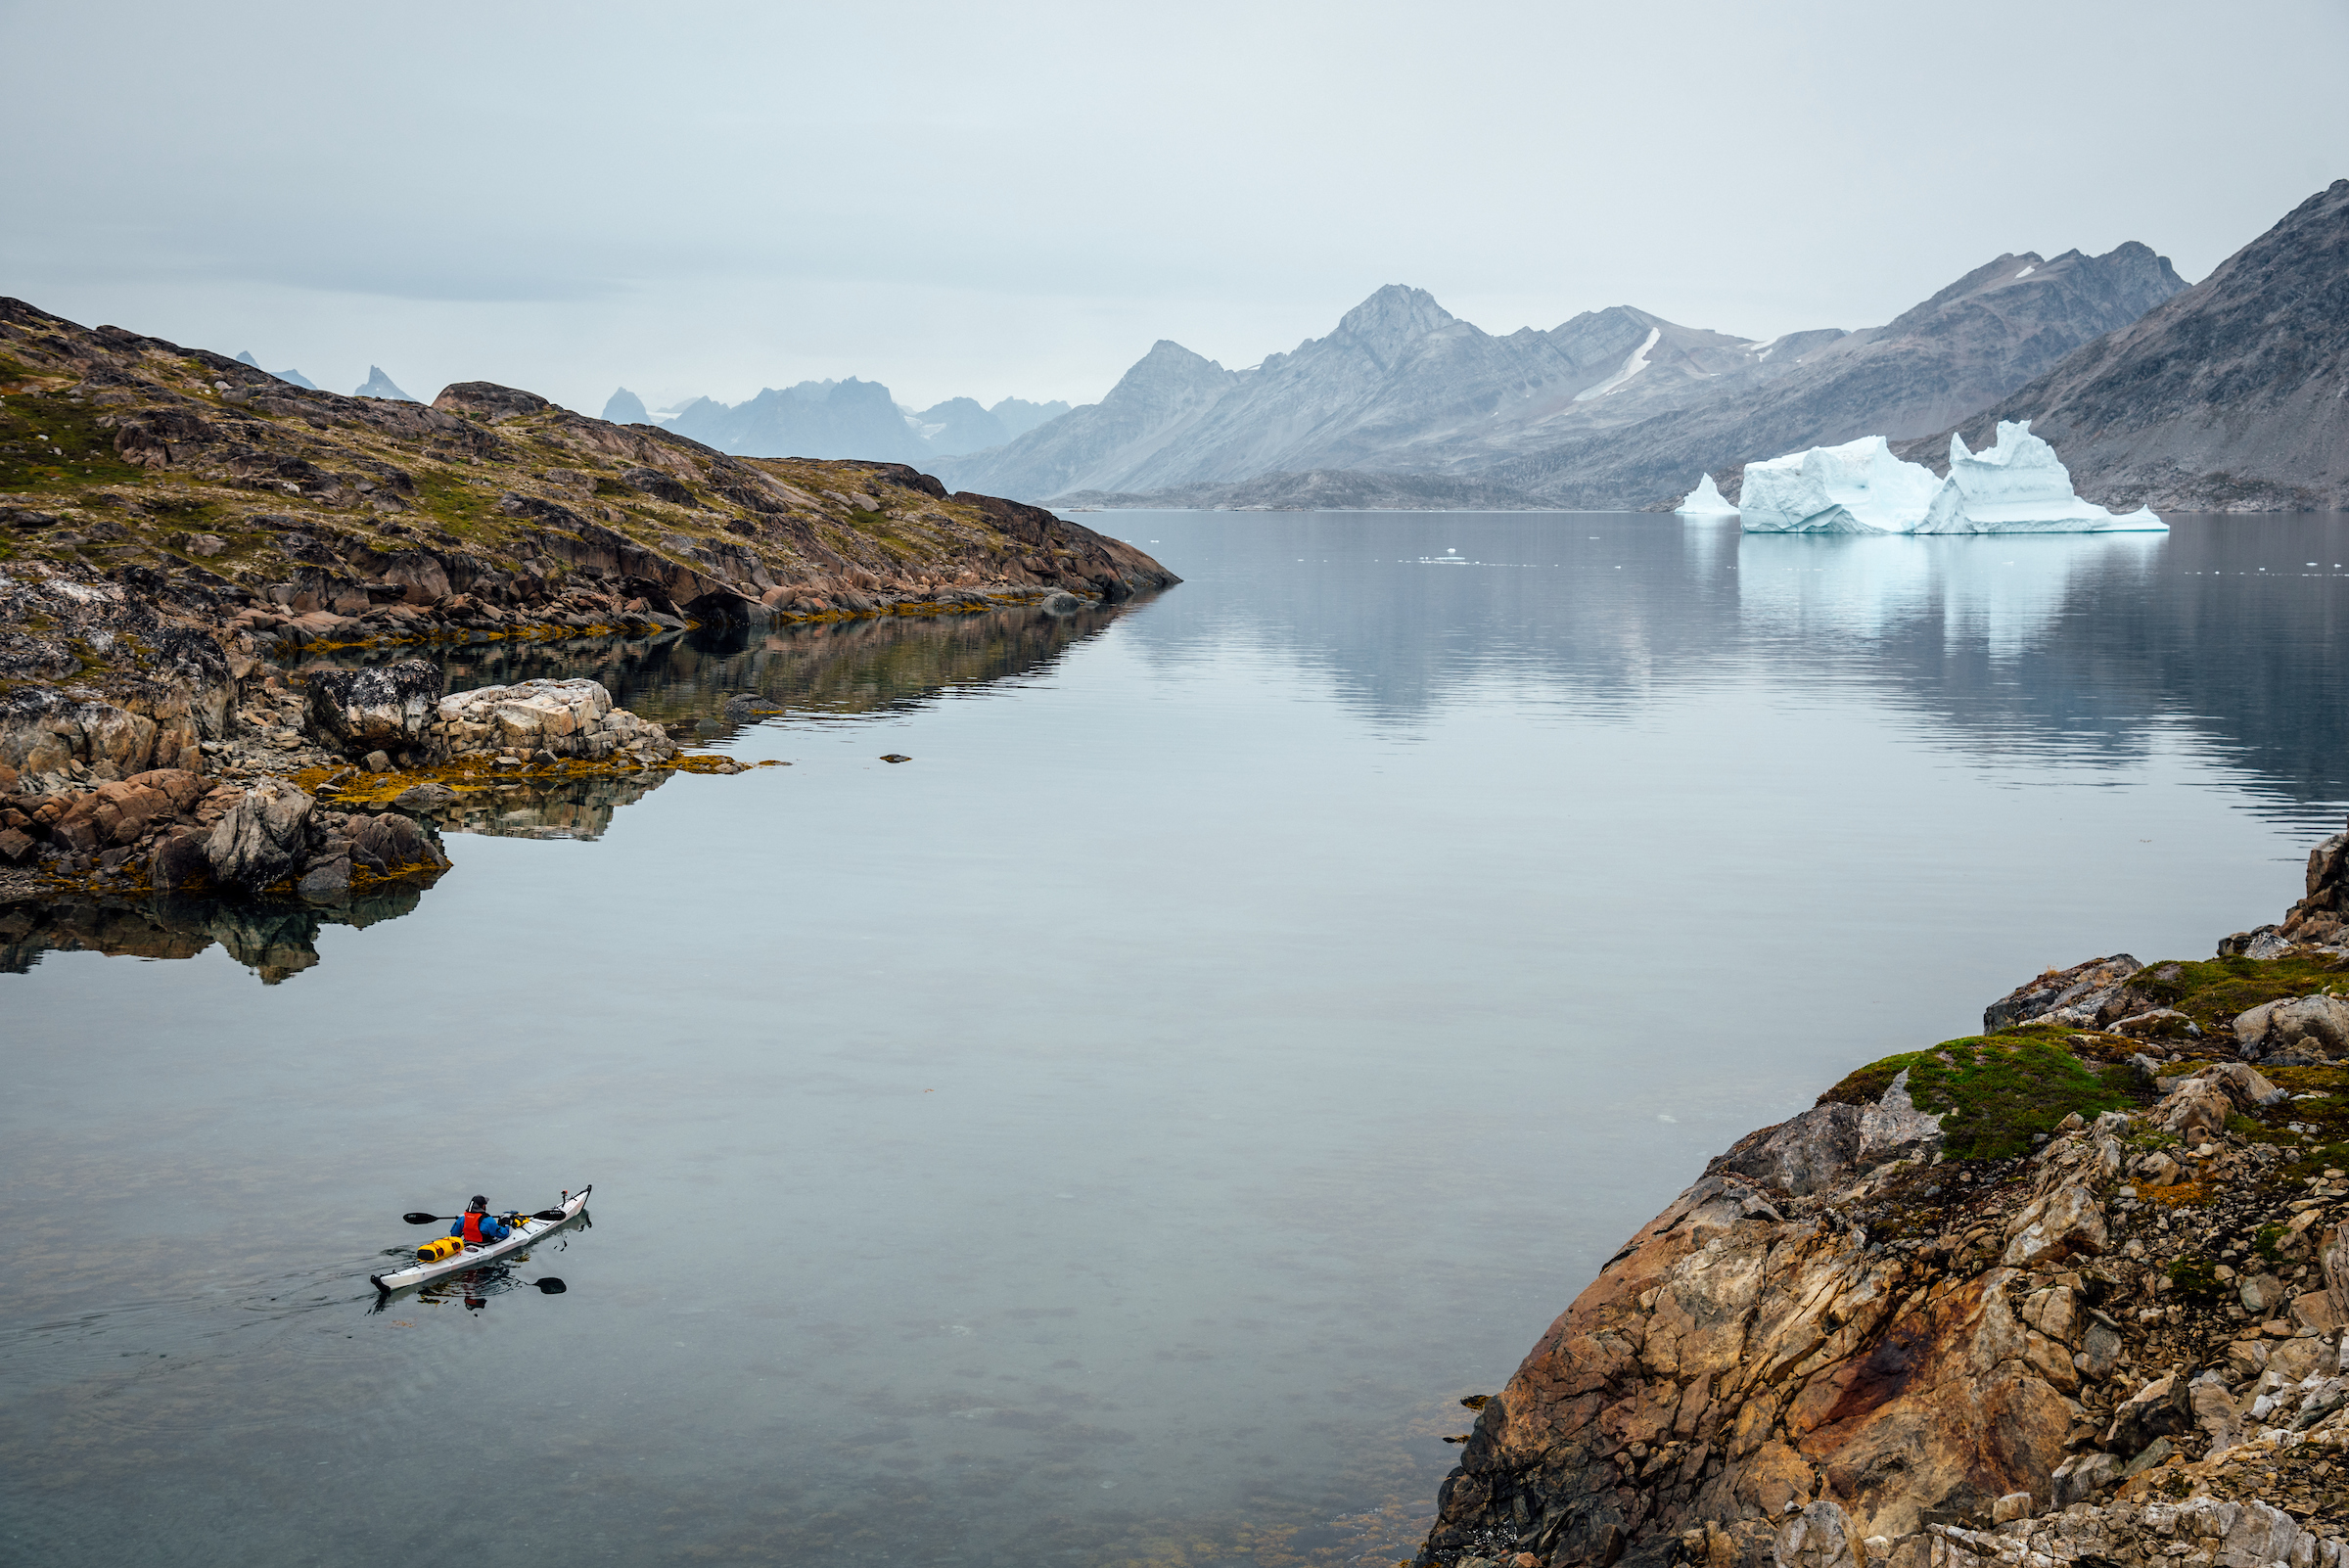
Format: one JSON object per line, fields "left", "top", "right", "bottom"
{"left": 1422, "top": 822, "right": 2349, "bottom": 1568}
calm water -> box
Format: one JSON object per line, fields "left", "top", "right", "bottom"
{"left": 7, "top": 511, "right": 2349, "bottom": 1566}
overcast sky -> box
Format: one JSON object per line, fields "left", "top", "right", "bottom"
{"left": 4, "top": 0, "right": 2343, "bottom": 416}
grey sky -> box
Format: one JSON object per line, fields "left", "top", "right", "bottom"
{"left": 5, "top": 0, "right": 2343, "bottom": 416}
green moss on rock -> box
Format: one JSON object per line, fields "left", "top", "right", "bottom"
{"left": 1819, "top": 1033, "right": 2139, "bottom": 1161}
{"left": 2123, "top": 954, "right": 2349, "bottom": 1034}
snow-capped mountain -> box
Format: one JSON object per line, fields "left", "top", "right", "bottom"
{"left": 936, "top": 244, "right": 2185, "bottom": 509}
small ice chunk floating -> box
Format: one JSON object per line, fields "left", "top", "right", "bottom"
{"left": 1672, "top": 473, "right": 1741, "bottom": 517}
{"left": 1736, "top": 423, "right": 2164, "bottom": 534}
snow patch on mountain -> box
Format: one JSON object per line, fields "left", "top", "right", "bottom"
{"left": 1575, "top": 327, "right": 1662, "bottom": 401}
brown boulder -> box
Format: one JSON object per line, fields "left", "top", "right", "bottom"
{"left": 149, "top": 828, "right": 211, "bottom": 891}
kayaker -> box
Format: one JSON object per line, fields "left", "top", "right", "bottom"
{"left": 449, "top": 1195, "right": 512, "bottom": 1247}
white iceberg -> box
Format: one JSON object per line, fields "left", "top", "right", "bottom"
{"left": 1736, "top": 436, "right": 1944, "bottom": 533}
{"left": 1673, "top": 473, "right": 1740, "bottom": 517}
{"left": 1738, "top": 423, "right": 2165, "bottom": 535}
{"left": 1911, "top": 421, "right": 2165, "bottom": 533}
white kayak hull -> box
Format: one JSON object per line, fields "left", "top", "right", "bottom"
{"left": 371, "top": 1185, "right": 591, "bottom": 1296}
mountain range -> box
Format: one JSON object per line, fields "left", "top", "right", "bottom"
{"left": 603, "top": 380, "right": 1069, "bottom": 463}
{"left": 1920, "top": 178, "right": 2349, "bottom": 513}
{"left": 936, "top": 244, "right": 2188, "bottom": 510}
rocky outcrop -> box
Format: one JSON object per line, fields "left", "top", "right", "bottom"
{"left": 204, "top": 777, "right": 321, "bottom": 892}
{"left": 1983, "top": 954, "right": 2143, "bottom": 1032}
{"left": 0, "top": 571, "right": 238, "bottom": 783}
{"left": 1419, "top": 863, "right": 2349, "bottom": 1568}
{"left": 306, "top": 660, "right": 446, "bottom": 762}
{"left": 429, "top": 678, "right": 674, "bottom": 764}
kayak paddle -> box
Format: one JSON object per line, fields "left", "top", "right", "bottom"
{"left": 402, "top": 1208, "right": 569, "bottom": 1225}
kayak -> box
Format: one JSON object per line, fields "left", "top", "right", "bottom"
{"left": 370, "top": 1185, "right": 592, "bottom": 1296}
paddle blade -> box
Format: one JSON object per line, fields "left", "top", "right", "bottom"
{"left": 401, "top": 1212, "right": 445, "bottom": 1225}
{"left": 530, "top": 1208, "right": 567, "bottom": 1222}
{"left": 534, "top": 1278, "right": 568, "bottom": 1294}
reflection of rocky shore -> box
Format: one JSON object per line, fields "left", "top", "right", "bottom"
{"left": 411, "top": 768, "right": 668, "bottom": 841}
{"left": 0, "top": 879, "right": 435, "bottom": 983}
{"left": 311, "top": 592, "right": 1133, "bottom": 743}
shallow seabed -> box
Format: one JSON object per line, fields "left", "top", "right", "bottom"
{"left": 6, "top": 511, "right": 2348, "bottom": 1566}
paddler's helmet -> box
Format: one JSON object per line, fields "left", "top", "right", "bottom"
{"left": 468, "top": 1195, "right": 488, "bottom": 1212}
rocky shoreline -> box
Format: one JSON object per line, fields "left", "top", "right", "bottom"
{"left": 1420, "top": 826, "right": 2349, "bottom": 1568}
{"left": 0, "top": 295, "right": 1177, "bottom": 956}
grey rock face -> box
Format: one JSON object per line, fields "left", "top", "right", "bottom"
{"left": 1944, "top": 179, "right": 2349, "bottom": 513}
{"left": 205, "top": 778, "right": 315, "bottom": 891}
{"left": 2234, "top": 993, "right": 2349, "bottom": 1060}
{"left": 1982, "top": 953, "right": 2142, "bottom": 1032}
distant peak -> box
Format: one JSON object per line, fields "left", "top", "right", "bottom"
{"left": 1333, "top": 285, "right": 1454, "bottom": 347}
{"left": 235, "top": 349, "right": 261, "bottom": 368}
{"left": 1140, "top": 339, "right": 1220, "bottom": 366}
{"left": 355, "top": 365, "right": 416, "bottom": 402}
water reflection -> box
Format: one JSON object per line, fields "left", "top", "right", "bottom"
{"left": 407, "top": 767, "right": 671, "bottom": 841}
{"left": 1117, "top": 511, "right": 2349, "bottom": 821}
{"left": 0, "top": 878, "right": 438, "bottom": 983}
{"left": 311, "top": 595, "right": 1133, "bottom": 734}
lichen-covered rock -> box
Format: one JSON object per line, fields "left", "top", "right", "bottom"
{"left": 306, "top": 661, "right": 446, "bottom": 759}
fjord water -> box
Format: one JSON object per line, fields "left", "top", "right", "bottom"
{"left": 7, "top": 511, "right": 2349, "bottom": 1566}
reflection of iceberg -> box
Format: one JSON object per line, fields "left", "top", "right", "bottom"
{"left": 1741, "top": 425, "right": 2165, "bottom": 535}
{"left": 1673, "top": 474, "right": 1740, "bottom": 517}
{"left": 1913, "top": 422, "right": 2166, "bottom": 534}
{"left": 1737, "top": 438, "right": 1943, "bottom": 533}
{"left": 1736, "top": 530, "right": 2163, "bottom": 660}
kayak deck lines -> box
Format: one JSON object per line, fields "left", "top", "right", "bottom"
{"left": 371, "top": 1185, "right": 591, "bottom": 1296}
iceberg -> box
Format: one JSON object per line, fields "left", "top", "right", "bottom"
{"left": 1911, "top": 421, "right": 2165, "bottom": 533}
{"left": 1738, "top": 424, "right": 2165, "bottom": 535}
{"left": 1673, "top": 473, "right": 1740, "bottom": 517}
{"left": 1736, "top": 436, "right": 1943, "bottom": 533}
